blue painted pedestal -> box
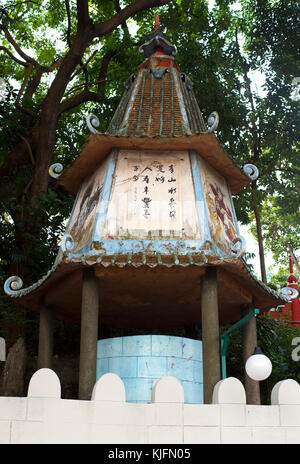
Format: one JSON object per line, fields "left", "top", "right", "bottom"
{"left": 96, "top": 335, "right": 203, "bottom": 404}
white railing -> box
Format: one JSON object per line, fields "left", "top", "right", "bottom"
{"left": 0, "top": 370, "right": 299, "bottom": 444}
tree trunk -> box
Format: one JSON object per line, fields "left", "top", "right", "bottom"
{"left": 241, "top": 304, "right": 261, "bottom": 404}
{"left": 251, "top": 183, "right": 267, "bottom": 283}
{"left": 30, "top": 29, "right": 93, "bottom": 203}
{"left": 0, "top": 338, "right": 27, "bottom": 397}
{"left": 6, "top": 29, "right": 96, "bottom": 282}
{"left": 288, "top": 244, "right": 300, "bottom": 278}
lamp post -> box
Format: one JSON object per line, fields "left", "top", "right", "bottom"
{"left": 220, "top": 310, "right": 272, "bottom": 382}
{"left": 245, "top": 346, "right": 272, "bottom": 381}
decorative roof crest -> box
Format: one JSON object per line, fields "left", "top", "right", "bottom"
{"left": 139, "top": 14, "right": 177, "bottom": 58}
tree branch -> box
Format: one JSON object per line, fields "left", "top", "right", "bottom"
{"left": 97, "top": 49, "right": 116, "bottom": 96}
{"left": 114, "top": 0, "right": 129, "bottom": 33}
{"left": 260, "top": 167, "right": 300, "bottom": 178}
{"left": 65, "top": 0, "right": 72, "bottom": 47}
{"left": 1, "top": 23, "right": 38, "bottom": 65}
{"left": 76, "top": 0, "right": 91, "bottom": 29}
{"left": 93, "top": 0, "right": 171, "bottom": 37}
{"left": 15, "top": 63, "right": 39, "bottom": 119}
{"left": 0, "top": 45, "right": 28, "bottom": 66}
{"left": 23, "top": 65, "right": 44, "bottom": 101}
{"left": 59, "top": 88, "right": 102, "bottom": 114}
{"left": 0, "top": 1, "right": 40, "bottom": 24}
{"left": 70, "top": 50, "right": 97, "bottom": 80}
{"left": 18, "top": 134, "right": 35, "bottom": 165}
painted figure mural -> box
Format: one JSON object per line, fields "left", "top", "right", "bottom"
{"left": 67, "top": 161, "right": 107, "bottom": 252}
{"left": 209, "top": 182, "right": 235, "bottom": 241}
{"left": 199, "top": 157, "right": 237, "bottom": 252}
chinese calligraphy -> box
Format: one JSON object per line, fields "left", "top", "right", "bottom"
{"left": 129, "top": 160, "right": 179, "bottom": 222}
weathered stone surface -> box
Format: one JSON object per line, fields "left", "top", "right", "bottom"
{"left": 0, "top": 337, "right": 6, "bottom": 361}
{"left": 0, "top": 338, "right": 27, "bottom": 397}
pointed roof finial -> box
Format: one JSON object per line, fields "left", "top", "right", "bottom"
{"left": 154, "top": 13, "right": 160, "bottom": 32}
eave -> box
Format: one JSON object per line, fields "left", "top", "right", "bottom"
{"left": 58, "top": 132, "right": 250, "bottom": 195}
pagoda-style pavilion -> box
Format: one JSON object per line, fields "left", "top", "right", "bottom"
{"left": 4, "top": 17, "right": 287, "bottom": 403}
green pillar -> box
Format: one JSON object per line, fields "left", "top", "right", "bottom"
{"left": 78, "top": 267, "right": 99, "bottom": 400}
{"left": 37, "top": 304, "right": 54, "bottom": 369}
{"left": 201, "top": 267, "right": 221, "bottom": 404}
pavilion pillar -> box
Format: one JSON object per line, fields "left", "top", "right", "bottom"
{"left": 241, "top": 304, "right": 261, "bottom": 404}
{"left": 201, "top": 267, "right": 221, "bottom": 404}
{"left": 79, "top": 267, "right": 100, "bottom": 400}
{"left": 37, "top": 303, "right": 54, "bottom": 369}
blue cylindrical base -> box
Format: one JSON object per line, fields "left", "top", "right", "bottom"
{"left": 97, "top": 335, "right": 203, "bottom": 404}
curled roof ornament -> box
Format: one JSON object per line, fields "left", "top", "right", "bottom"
{"left": 243, "top": 164, "right": 259, "bottom": 181}
{"left": 4, "top": 276, "right": 23, "bottom": 296}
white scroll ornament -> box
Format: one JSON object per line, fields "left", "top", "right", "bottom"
{"left": 4, "top": 276, "right": 23, "bottom": 296}
{"left": 207, "top": 111, "right": 219, "bottom": 132}
{"left": 243, "top": 164, "right": 259, "bottom": 181}
{"left": 49, "top": 163, "right": 63, "bottom": 179}
{"left": 86, "top": 113, "right": 100, "bottom": 134}
{"left": 280, "top": 287, "right": 299, "bottom": 300}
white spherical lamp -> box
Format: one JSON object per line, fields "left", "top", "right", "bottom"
{"left": 245, "top": 346, "right": 272, "bottom": 381}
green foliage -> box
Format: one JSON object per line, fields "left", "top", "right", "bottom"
{"left": 257, "top": 315, "right": 300, "bottom": 403}
{"left": 220, "top": 314, "right": 300, "bottom": 404}
{"left": 250, "top": 195, "right": 300, "bottom": 266}
{"left": 220, "top": 323, "right": 244, "bottom": 381}
{"left": 267, "top": 265, "right": 290, "bottom": 292}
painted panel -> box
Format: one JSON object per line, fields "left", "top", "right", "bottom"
{"left": 197, "top": 156, "right": 238, "bottom": 253}
{"left": 67, "top": 158, "right": 108, "bottom": 252}
{"left": 189, "top": 150, "right": 211, "bottom": 242}
{"left": 102, "top": 149, "right": 202, "bottom": 240}
{"left": 92, "top": 149, "right": 118, "bottom": 242}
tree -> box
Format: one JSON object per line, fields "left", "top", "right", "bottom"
{"left": 0, "top": 0, "right": 172, "bottom": 284}
{"left": 254, "top": 195, "right": 300, "bottom": 275}
{"left": 234, "top": 0, "right": 300, "bottom": 282}
{"left": 0, "top": 0, "right": 174, "bottom": 348}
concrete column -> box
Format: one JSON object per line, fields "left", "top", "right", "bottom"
{"left": 241, "top": 304, "right": 261, "bottom": 404}
{"left": 38, "top": 304, "right": 54, "bottom": 369}
{"left": 79, "top": 267, "right": 100, "bottom": 400}
{"left": 201, "top": 267, "right": 221, "bottom": 404}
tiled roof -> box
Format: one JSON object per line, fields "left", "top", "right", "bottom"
{"left": 4, "top": 246, "right": 288, "bottom": 317}
{"left": 107, "top": 58, "right": 207, "bottom": 138}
